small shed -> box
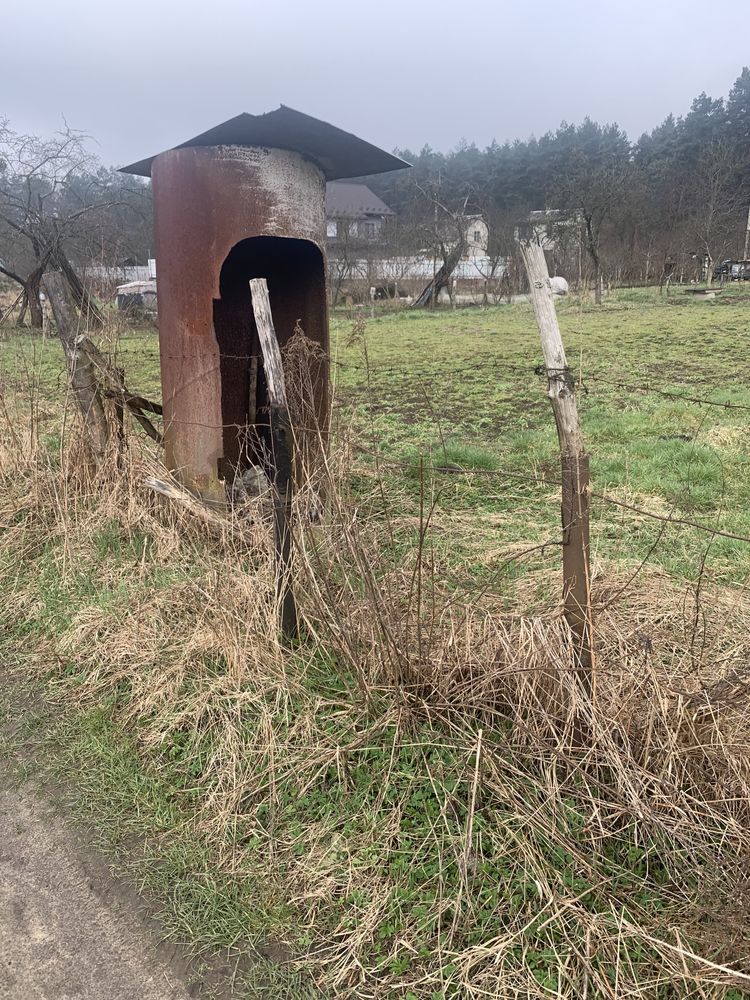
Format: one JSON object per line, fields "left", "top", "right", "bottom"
{"left": 121, "top": 106, "right": 407, "bottom": 500}
{"left": 116, "top": 279, "right": 158, "bottom": 315}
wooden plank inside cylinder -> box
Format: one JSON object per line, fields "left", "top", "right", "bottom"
{"left": 249, "top": 277, "right": 298, "bottom": 640}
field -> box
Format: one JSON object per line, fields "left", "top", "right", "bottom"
{"left": 2, "top": 286, "right": 750, "bottom": 998}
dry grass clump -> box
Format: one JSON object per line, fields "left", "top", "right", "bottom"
{"left": 2, "top": 389, "right": 750, "bottom": 998}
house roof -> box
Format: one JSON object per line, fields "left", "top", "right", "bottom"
{"left": 120, "top": 106, "right": 410, "bottom": 181}
{"left": 326, "top": 182, "right": 395, "bottom": 219}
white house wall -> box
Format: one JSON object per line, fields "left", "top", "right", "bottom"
{"left": 464, "top": 219, "right": 489, "bottom": 255}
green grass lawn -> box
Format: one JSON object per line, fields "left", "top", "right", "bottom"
{"left": 2, "top": 286, "right": 750, "bottom": 998}
{"left": 7, "top": 284, "right": 747, "bottom": 586}
{"left": 334, "top": 288, "right": 750, "bottom": 582}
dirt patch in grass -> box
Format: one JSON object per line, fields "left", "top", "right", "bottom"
{"left": 0, "top": 780, "right": 198, "bottom": 1000}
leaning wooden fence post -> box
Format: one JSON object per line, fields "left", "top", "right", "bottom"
{"left": 249, "top": 278, "right": 299, "bottom": 640}
{"left": 519, "top": 240, "right": 594, "bottom": 691}
{"left": 44, "top": 270, "right": 109, "bottom": 466}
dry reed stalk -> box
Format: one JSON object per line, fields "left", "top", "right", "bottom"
{"left": 2, "top": 322, "right": 750, "bottom": 997}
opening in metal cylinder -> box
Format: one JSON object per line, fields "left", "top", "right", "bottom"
{"left": 212, "top": 236, "right": 327, "bottom": 482}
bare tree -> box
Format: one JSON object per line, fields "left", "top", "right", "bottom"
{"left": 473, "top": 199, "right": 529, "bottom": 302}
{"left": 686, "top": 140, "right": 744, "bottom": 283}
{"left": 327, "top": 219, "right": 375, "bottom": 307}
{"left": 411, "top": 182, "right": 469, "bottom": 308}
{"left": 0, "top": 122, "right": 113, "bottom": 327}
{"left": 546, "top": 121, "right": 631, "bottom": 303}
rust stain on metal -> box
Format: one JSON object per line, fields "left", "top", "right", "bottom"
{"left": 152, "top": 145, "right": 328, "bottom": 500}
{"left": 125, "top": 110, "right": 409, "bottom": 502}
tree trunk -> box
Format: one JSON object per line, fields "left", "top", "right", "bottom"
{"left": 584, "top": 216, "right": 603, "bottom": 305}
{"left": 16, "top": 291, "right": 28, "bottom": 327}
{"left": 53, "top": 248, "right": 105, "bottom": 328}
{"left": 27, "top": 271, "right": 44, "bottom": 328}
{"left": 519, "top": 239, "right": 594, "bottom": 692}
{"left": 413, "top": 242, "right": 465, "bottom": 309}
{"left": 44, "top": 271, "right": 109, "bottom": 465}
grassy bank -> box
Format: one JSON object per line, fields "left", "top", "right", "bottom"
{"left": 1, "top": 287, "right": 750, "bottom": 997}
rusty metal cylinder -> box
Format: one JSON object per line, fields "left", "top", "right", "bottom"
{"left": 151, "top": 145, "right": 329, "bottom": 500}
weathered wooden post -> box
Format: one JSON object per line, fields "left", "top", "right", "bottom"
{"left": 519, "top": 239, "right": 594, "bottom": 690}
{"left": 44, "top": 271, "right": 109, "bottom": 466}
{"left": 249, "top": 278, "right": 298, "bottom": 640}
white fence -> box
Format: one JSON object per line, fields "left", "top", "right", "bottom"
{"left": 330, "top": 254, "right": 506, "bottom": 282}
{"left": 83, "top": 260, "right": 156, "bottom": 286}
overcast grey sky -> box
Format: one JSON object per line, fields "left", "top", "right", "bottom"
{"left": 2, "top": 0, "right": 745, "bottom": 167}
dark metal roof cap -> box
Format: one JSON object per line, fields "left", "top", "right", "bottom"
{"left": 120, "top": 105, "right": 410, "bottom": 180}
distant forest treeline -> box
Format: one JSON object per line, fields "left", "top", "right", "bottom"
{"left": 2, "top": 68, "right": 749, "bottom": 326}
{"left": 362, "top": 67, "right": 750, "bottom": 285}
